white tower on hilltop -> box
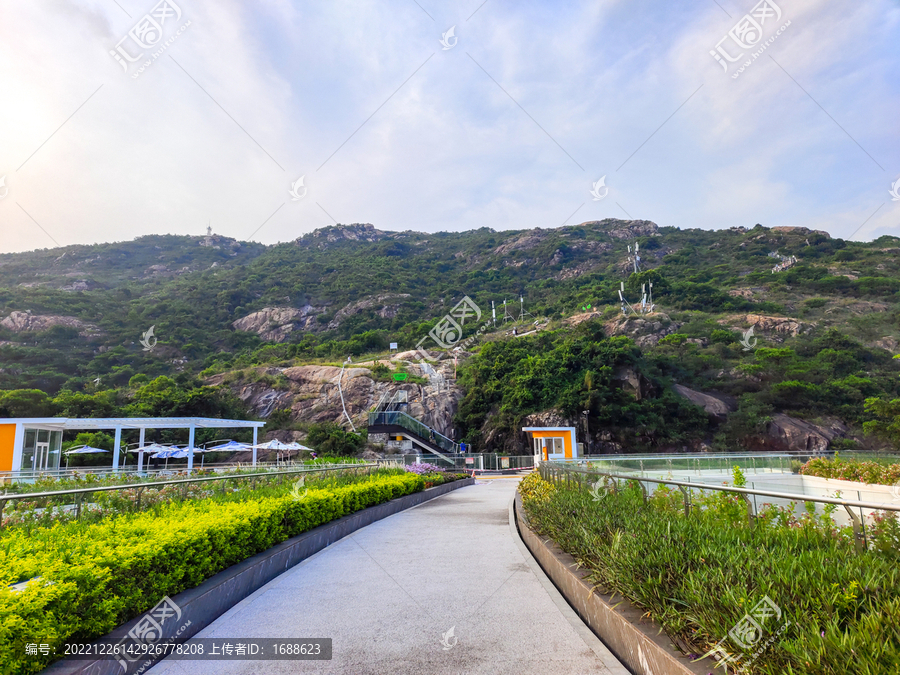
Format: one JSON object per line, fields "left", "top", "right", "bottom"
{"left": 627, "top": 241, "right": 641, "bottom": 274}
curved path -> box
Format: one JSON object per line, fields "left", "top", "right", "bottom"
{"left": 148, "top": 477, "right": 627, "bottom": 675}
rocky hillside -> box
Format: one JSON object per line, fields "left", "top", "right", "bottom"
{"left": 1, "top": 218, "right": 899, "bottom": 455}
{"left": 210, "top": 357, "right": 462, "bottom": 438}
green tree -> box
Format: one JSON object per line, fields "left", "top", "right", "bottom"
{"left": 862, "top": 398, "right": 900, "bottom": 448}
{"left": 306, "top": 422, "right": 365, "bottom": 456}
{"left": 0, "top": 389, "right": 56, "bottom": 417}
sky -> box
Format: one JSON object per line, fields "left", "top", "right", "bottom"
{"left": 0, "top": 0, "right": 898, "bottom": 254}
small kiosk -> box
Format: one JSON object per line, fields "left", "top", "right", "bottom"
{"left": 522, "top": 426, "right": 579, "bottom": 465}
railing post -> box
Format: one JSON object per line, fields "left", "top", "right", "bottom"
{"left": 0, "top": 499, "right": 5, "bottom": 529}
{"left": 741, "top": 493, "right": 754, "bottom": 527}
{"left": 843, "top": 504, "right": 866, "bottom": 553}
{"left": 76, "top": 493, "right": 84, "bottom": 520}
{"left": 136, "top": 487, "right": 144, "bottom": 511}
{"left": 678, "top": 485, "right": 691, "bottom": 516}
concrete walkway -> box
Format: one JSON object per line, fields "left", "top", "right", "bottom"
{"left": 148, "top": 478, "right": 626, "bottom": 675}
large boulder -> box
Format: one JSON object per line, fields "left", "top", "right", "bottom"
{"left": 232, "top": 305, "right": 323, "bottom": 342}
{"left": 671, "top": 384, "right": 735, "bottom": 423}
{"left": 493, "top": 229, "right": 548, "bottom": 255}
{"left": 758, "top": 414, "right": 847, "bottom": 453}
{"left": 603, "top": 313, "right": 681, "bottom": 348}
{"left": 327, "top": 294, "right": 411, "bottom": 330}
{"left": 0, "top": 310, "right": 100, "bottom": 337}
{"left": 612, "top": 365, "right": 652, "bottom": 401}
{"left": 722, "top": 314, "right": 808, "bottom": 338}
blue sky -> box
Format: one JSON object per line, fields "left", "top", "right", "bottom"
{"left": 0, "top": 0, "right": 898, "bottom": 253}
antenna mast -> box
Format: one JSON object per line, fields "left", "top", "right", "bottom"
{"left": 517, "top": 295, "right": 533, "bottom": 322}
{"left": 626, "top": 241, "right": 641, "bottom": 274}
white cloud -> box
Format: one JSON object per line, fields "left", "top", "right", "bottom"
{"left": 0, "top": 0, "right": 897, "bottom": 253}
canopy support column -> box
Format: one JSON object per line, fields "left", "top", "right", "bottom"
{"left": 138, "top": 428, "right": 146, "bottom": 474}
{"left": 252, "top": 427, "right": 258, "bottom": 467}
{"left": 112, "top": 426, "right": 122, "bottom": 473}
{"left": 187, "top": 424, "right": 196, "bottom": 474}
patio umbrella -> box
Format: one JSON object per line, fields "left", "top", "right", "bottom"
{"left": 206, "top": 441, "right": 251, "bottom": 452}
{"left": 135, "top": 443, "right": 169, "bottom": 472}
{"left": 252, "top": 439, "right": 291, "bottom": 466}
{"left": 251, "top": 439, "right": 290, "bottom": 450}
{"left": 283, "top": 442, "right": 313, "bottom": 464}
{"left": 64, "top": 445, "right": 108, "bottom": 470}
{"left": 285, "top": 442, "right": 313, "bottom": 451}
{"left": 65, "top": 445, "right": 109, "bottom": 454}
{"left": 149, "top": 445, "right": 186, "bottom": 469}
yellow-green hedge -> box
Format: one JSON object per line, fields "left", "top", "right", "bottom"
{"left": 0, "top": 473, "right": 423, "bottom": 674}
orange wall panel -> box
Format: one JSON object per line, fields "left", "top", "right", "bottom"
{"left": 0, "top": 424, "right": 15, "bottom": 472}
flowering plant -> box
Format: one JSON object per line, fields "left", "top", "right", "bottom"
{"left": 403, "top": 463, "right": 445, "bottom": 475}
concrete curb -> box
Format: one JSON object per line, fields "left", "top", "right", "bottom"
{"left": 43, "top": 477, "right": 475, "bottom": 675}
{"left": 514, "top": 493, "right": 718, "bottom": 675}
{"left": 508, "top": 493, "right": 631, "bottom": 675}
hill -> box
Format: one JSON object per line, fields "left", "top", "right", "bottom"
{"left": 1, "top": 220, "right": 899, "bottom": 454}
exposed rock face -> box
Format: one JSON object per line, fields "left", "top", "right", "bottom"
{"left": 874, "top": 337, "right": 898, "bottom": 352}
{"left": 755, "top": 414, "right": 847, "bottom": 453}
{"left": 770, "top": 226, "right": 830, "bottom": 238}
{"left": 671, "top": 384, "right": 735, "bottom": 423}
{"left": 0, "top": 311, "right": 100, "bottom": 337}
{"left": 603, "top": 313, "right": 681, "bottom": 348}
{"left": 327, "top": 294, "right": 411, "bottom": 330}
{"left": 565, "top": 311, "right": 604, "bottom": 327}
{"left": 722, "top": 314, "right": 807, "bottom": 338}
{"left": 522, "top": 410, "right": 574, "bottom": 428}
{"left": 581, "top": 219, "right": 659, "bottom": 239}
{"left": 493, "top": 229, "right": 548, "bottom": 255}
{"left": 295, "top": 223, "right": 388, "bottom": 249}
{"left": 612, "top": 365, "right": 652, "bottom": 401}
{"left": 215, "top": 361, "right": 463, "bottom": 440}
{"left": 232, "top": 305, "right": 324, "bottom": 342}
{"left": 59, "top": 279, "right": 101, "bottom": 292}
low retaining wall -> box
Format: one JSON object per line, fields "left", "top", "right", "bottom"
{"left": 515, "top": 493, "right": 718, "bottom": 675}
{"left": 44, "top": 477, "right": 474, "bottom": 675}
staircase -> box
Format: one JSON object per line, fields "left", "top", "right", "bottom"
{"left": 367, "top": 409, "right": 459, "bottom": 463}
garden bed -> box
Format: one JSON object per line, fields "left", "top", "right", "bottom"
{"left": 800, "top": 454, "right": 900, "bottom": 486}
{"left": 1, "top": 472, "right": 431, "bottom": 674}
{"left": 518, "top": 471, "right": 900, "bottom": 674}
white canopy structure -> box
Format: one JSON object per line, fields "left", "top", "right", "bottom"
{"left": 0, "top": 417, "right": 266, "bottom": 475}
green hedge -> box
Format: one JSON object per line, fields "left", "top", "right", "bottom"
{"left": 0, "top": 473, "right": 423, "bottom": 674}
{"left": 520, "top": 472, "right": 900, "bottom": 674}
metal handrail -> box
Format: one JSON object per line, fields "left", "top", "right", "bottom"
{"left": 368, "top": 411, "right": 459, "bottom": 453}
{"left": 0, "top": 464, "right": 375, "bottom": 504}
{"left": 544, "top": 463, "right": 900, "bottom": 513}
{"left": 550, "top": 452, "right": 822, "bottom": 461}
{"left": 0, "top": 460, "right": 313, "bottom": 482}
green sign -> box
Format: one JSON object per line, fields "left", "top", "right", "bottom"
{"left": 393, "top": 373, "right": 408, "bottom": 381}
